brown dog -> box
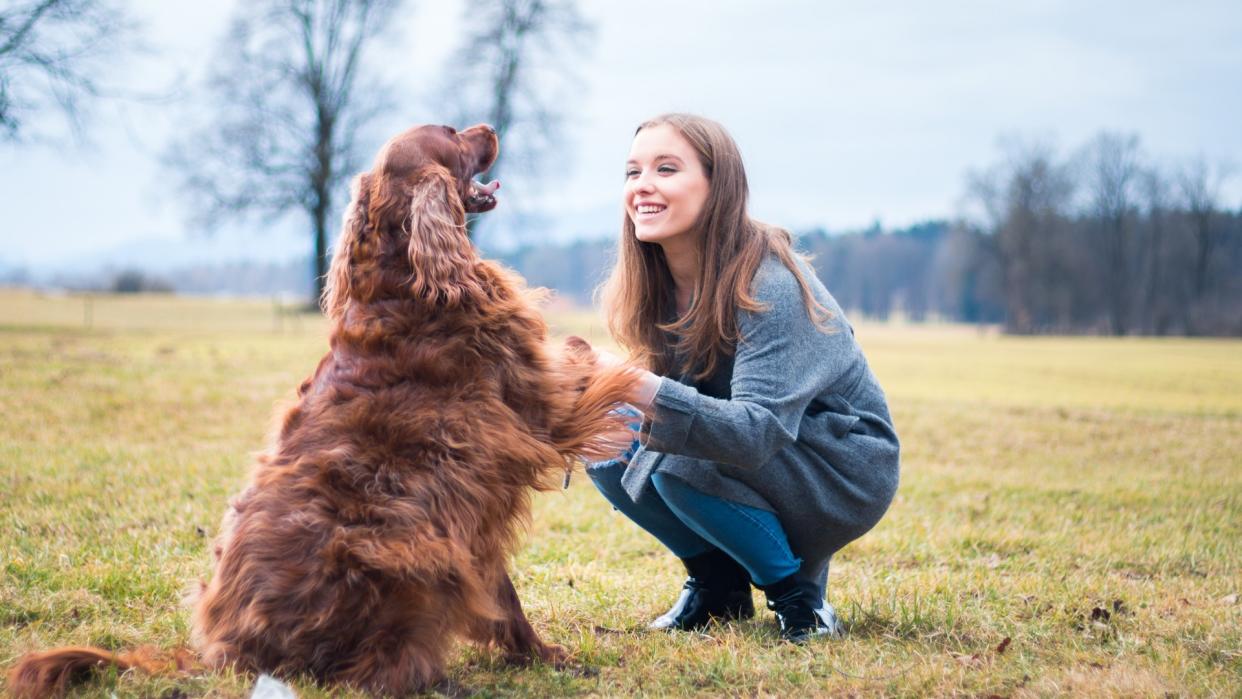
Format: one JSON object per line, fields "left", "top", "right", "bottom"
{"left": 9, "top": 124, "right": 635, "bottom": 697}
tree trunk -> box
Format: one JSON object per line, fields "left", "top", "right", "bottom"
{"left": 1144, "top": 212, "right": 1165, "bottom": 335}
{"left": 1193, "top": 210, "right": 1212, "bottom": 299}
{"left": 313, "top": 206, "right": 329, "bottom": 311}
{"left": 1106, "top": 215, "right": 1129, "bottom": 335}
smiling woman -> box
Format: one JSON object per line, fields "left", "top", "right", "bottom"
{"left": 622, "top": 124, "right": 713, "bottom": 316}
{"left": 586, "top": 113, "right": 901, "bottom": 644}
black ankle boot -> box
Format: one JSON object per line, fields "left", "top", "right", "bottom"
{"left": 649, "top": 549, "right": 755, "bottom": 631}
{"left": 757, "top": 574, "right": 843, "bottom": 644}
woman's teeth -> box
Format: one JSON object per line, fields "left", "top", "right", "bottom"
{"left": 637, "top": 205, "right": 665, "bottom": 214}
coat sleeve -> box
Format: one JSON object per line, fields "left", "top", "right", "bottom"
{"left": 642, "top": 261, "right": 859, "bottom": 468}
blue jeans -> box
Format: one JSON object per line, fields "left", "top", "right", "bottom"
{"left": 587, "top": 460, "right": 801, "bottom": 585}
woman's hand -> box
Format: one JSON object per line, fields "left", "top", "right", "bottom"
{"left": 594, "top": 405, "right": 644, "bottom": 467}
{"left": 599, "top": 350, "right": 659, "bottom": 410}
{"left": 575, "top": 339, "right": 660, "bottom": 411}
{"left": 593, "top": 347, "right": 628, "bottom": 371}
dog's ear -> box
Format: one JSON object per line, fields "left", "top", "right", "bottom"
{"left": 406, "top": 165, "right": 485, "bottom": 306}
{"left": 321, "top": 173, "right": 372, "bottom": 320}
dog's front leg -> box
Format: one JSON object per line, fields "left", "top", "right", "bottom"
{"left": 473, "top": 570, "right": 568, "bottom": 666}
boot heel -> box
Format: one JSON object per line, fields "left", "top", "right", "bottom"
{"left": 758, "top": 574, "right": 842, "bottom": 644}
{"left": 649, "top": 549, "right": 754, "bottom": 631}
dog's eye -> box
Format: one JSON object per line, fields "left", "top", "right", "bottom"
{"left": 442, "top": 126, "right": 457, "bottom": 136}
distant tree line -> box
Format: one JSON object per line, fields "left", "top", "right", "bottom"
{"left": 17, "top": 176, "right": 1237, "bottom": 337}
{"left": 949, "top": 133, "right": 1240, "bottom": 335}
{"left": 773, "top": 132, "right": 1241, "bottom": 336}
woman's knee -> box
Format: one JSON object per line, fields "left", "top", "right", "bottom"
{"left": 651, "top": 472, "right": 727, "bottom": 524}
{"left": 651, "top": 473, "right": 790, "bottom": 551}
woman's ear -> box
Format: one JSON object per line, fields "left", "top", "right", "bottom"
{"left": 406, "top": 166, "right": 484, "bottom": 306}
{"left": 320, "top": 173, "right": 373, "bottom": 320}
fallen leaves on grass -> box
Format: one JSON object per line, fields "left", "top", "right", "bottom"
{"left": 1088, "top": 598, "right": 1127, "bottom": 623}
{"left": 952, "top": 636, "right": 1014, "bottom": 668}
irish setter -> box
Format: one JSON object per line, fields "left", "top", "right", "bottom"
{"left": 9, "top": 124, "right": 636, "bottom": 697}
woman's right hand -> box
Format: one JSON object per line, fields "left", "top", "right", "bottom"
{"left": 599, "top": 405, "right": 643, "bottom": 464}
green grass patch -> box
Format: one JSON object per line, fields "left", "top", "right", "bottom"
{"left": 1, "top": 290, "right": 1239, "bottom": 696}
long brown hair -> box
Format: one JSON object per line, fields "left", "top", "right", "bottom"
{"left": 600, "top": 113, "right": 831, "bottom": 379}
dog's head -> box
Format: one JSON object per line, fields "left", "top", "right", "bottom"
{"left": 374, "top": 124, "right": 500, "bottom": 214}
{"left": 322, "top": 124, "right": 501, "bottom": 319}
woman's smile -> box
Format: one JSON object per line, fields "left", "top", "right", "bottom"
{"left": 635, "top": 202, "right": 668, "bottom": 219}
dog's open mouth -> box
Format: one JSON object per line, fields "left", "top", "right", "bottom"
{"left": 465, "top": 178, "right": 500, "bottom": 213}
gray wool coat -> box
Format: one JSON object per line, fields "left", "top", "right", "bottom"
{"left": 620, "top": 254, "right": 900, "bottom": 591}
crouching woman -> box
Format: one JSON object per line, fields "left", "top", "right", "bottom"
{"left": 587, "top": 113, "right": 900, "bottom": 643}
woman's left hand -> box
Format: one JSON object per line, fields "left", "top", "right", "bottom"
{"left": 585, "top": 344, "right": 660, "bottom": 411}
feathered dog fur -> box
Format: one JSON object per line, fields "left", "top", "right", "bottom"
{"left": 9, "top": 124, "right": 636, "bottom": 697}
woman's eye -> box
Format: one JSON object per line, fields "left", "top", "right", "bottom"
{"left": 658, "top": 165, "right": 678, "bottom": 174}
{"left": 625, "top": 169, "right": 639, "bottom": 178}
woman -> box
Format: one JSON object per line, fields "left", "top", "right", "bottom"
{"left": 587, "top": 114, "right": 900, "bottom": 644}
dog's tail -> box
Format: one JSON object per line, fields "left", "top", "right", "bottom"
{"left": 553, "top": 337, "right": 644, "bottom": 462}
{"left": 7, "top": 645, "right": 197, "bottom": 699}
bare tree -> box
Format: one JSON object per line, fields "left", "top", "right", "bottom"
{"left": 1176, "top": 157, "right": 1233, "bottom": 303}
{"left": 165, "top": 0, "right": 403, "bottom": 307}
{"left": 968, "top": 139, "right": 1075, "bottom": 333}
{"left": 0, "top": 0, "right": 132, "bottom": 142}
{"left": 1138, "top": 166, "right": 1173, "bottom": 334}
{"left": 437, "top": 0, "right": 592, "bottom": 240}
{"left": 1079, "top": 131, "right": 1142, "bottom": 334}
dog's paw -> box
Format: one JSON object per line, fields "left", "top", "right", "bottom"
{"left": 503, "top": 642, "right": 570, "bottom": 668}
{"left": 536, "top": 642, "right": 570, "bottom": 668}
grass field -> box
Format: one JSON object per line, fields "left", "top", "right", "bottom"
{"left": 1, "top": 289, "right": 1239, "bottom": 697}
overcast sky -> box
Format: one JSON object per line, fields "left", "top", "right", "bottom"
{"left": 3, "top": 0, "right": 1241, "bottom": 271}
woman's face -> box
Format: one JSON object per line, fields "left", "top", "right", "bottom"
{"left": 624, "top": 123, "right": 710, "bottom": 247}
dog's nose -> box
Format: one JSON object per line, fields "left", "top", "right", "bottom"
{"left": 481, "top": 124, "right": 496, "bottom": 135}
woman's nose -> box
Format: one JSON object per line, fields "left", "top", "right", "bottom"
{"left": 631, "top": 172, "right": 655, "bottom": 193}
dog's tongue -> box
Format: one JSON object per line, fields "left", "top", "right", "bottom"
{"left": 476, "top": 179, "right": 500, "bottom": 195}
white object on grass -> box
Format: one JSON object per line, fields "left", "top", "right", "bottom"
{"left": 251, "top": 674, "right": 297, "bottom": 699}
